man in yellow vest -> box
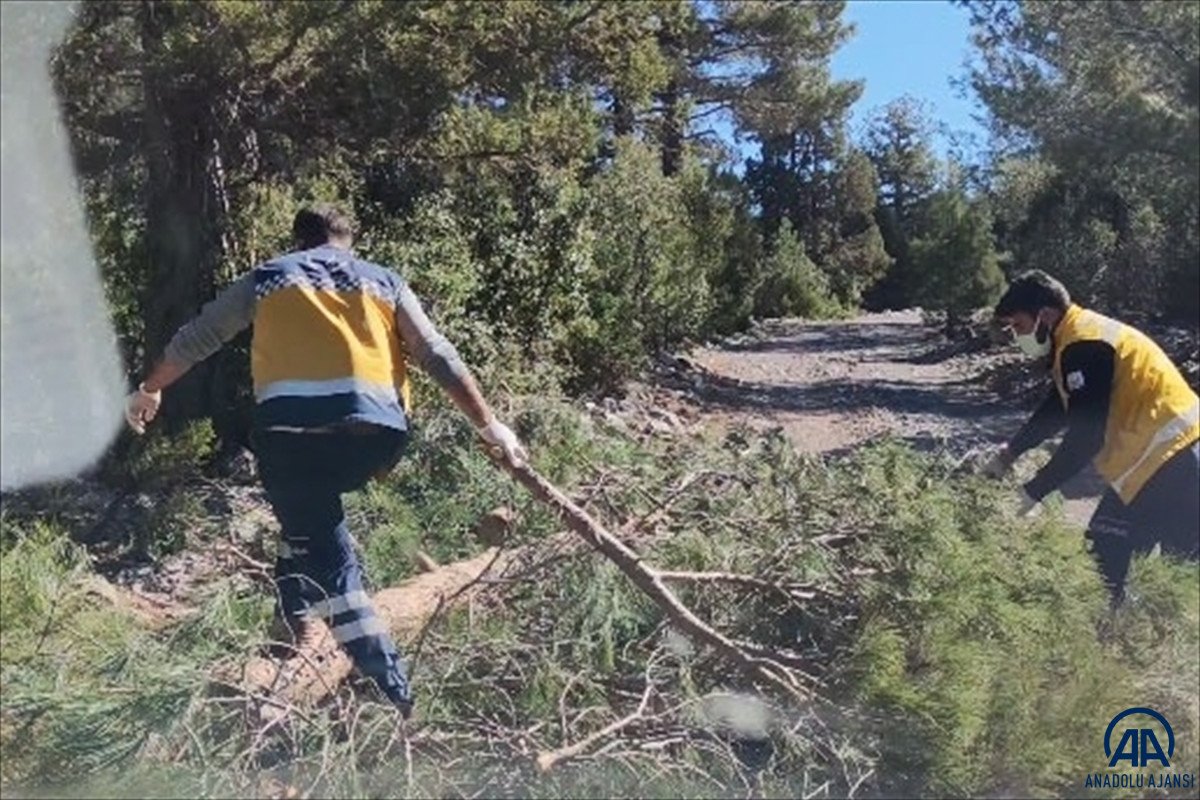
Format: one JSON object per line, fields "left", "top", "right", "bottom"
{"left": 123, "top": 205, "right": 528, "bottom": 717}
{"left": 983, "top": 270, "right": 1199, "bottom": 605}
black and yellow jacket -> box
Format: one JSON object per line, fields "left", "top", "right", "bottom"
{"left": 163, "top": 245, "right": 471, "bottom": 434}
{"left": 250, "top": 246, "right": 411, "bottom": 431}
{"left": 1010, "top": 304, "right": 1199, "bottom": 504}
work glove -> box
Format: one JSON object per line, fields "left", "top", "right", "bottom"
{"left": 478, "top": 418, "right": 528, "bottom": 468}
{"left": 1015, "top": 488, "right": 1040, "bottom": 519}
{"left": 124, "top": 384, "right": 161, "bottom": 435}
{"left": 978, "top": 447, "right": 1012, "bottom": 479}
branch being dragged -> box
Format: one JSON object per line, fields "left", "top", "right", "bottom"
{"left": 657, "top": 570, "right": 825, "bottom": 602}
{"left": 498, "top": 460, "right": 815, "bottom": 702}
{"left": 224, "top": 458, "right": 819, "bottom": 714}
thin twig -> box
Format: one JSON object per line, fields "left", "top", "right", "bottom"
{"left": 657, "top": 569, "right": 820, "bottom": 600}
{"left": 535, "top": 681, "right": 654, "bottom": 772}
{"left": 408, "top": 545, "right": 506, "bottom": 682}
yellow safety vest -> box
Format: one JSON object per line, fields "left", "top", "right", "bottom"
{"left": 1052, "top": 304, "right": 1199, "bottom": 504}
{"left": 251, "top": 250, "right": 412, "bottom": 425}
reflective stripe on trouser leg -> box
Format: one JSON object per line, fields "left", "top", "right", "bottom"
{"left": 310, "top": 585, "right": 410, "bottom": 703}
{"left": 307, "top": 529, "right": 410, "bottom": 705}
{"left": 258, "top": 435, "right": 412, "bottom": 706}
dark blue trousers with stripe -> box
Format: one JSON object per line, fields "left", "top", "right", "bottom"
{"left": 255, "top": 426, "right": 411, "bottom": 708}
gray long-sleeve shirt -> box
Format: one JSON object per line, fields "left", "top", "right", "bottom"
{"left": 164, "top": 269, "right": 470, "bottom": 392}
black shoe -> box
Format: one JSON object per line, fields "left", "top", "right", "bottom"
{"left": 381, "top": 681, "right": 413, "bottom": 720}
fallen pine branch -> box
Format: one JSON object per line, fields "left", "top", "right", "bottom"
{"left": 498, "top": 459, "right": 814, "bottom": 702}
{"left": 224, "top": 455, "right": 815, "bottom": 714}
{"left": 657, "top": 569, "right": 823, "bottom": 601}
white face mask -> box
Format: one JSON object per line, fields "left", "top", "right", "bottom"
{"left": 1014, "top": 317, "right": 1052, "bottom": 358}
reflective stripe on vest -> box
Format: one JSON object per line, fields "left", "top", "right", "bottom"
{"left": 251, "top": 251, "right": 412, "bottom": 414}
{"left": 1110, "top": 399, "right": 1200, "bottom": 495}
{"left": 1052, "top": 304, "right": 1200, "bottom": 503}
{"left": 255, "top": 377, "right": 400, "bottom": 404}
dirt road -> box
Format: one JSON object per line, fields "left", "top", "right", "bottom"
{"left": 670, "top": 310, "right": 1104, "bottom": 527}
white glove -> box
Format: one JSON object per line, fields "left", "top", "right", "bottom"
{"left": 478, "top": 419, "right": 528, "bottom": 467}
{"left": 979, "top": 448, "right": 1011, "bottom": 479}
{"left": 1015, "top": 489, "right": 1040, "bottom": 519}
{"left": 125, "top": 384, "right": 161, "bottom": 434}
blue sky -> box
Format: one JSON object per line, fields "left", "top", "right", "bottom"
{"left": 713, "top": 0, "right": 989, "bottom": 167}
{"left": 832, "top": 0, "right": 988, "bottom": 159}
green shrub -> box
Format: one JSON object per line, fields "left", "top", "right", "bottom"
{"left": 839, "top": 442, "right": 1196, "bottom": 797}
{"left": 754, "top": 220, "right": 841, "bottom": 320}
{"left": 910, "top": 186, "right": 1005, "bottom": 331}
{"left": 0, "top": 521, "right": 89, "bottom": 668}
{"left": 114, "top": 420, "right": 217, "bottom": 490}
{"left": 3, "top": 418, "right": 1197, "bottom": 799}
{"left": 134, "top": 487, "right": 208, "bottom": 560}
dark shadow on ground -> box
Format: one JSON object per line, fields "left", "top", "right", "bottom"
{"left": 1056, "top": 465, "right": 1108, "bottom": 499}
{"left": 666, "top": 370, "right": 997, "bottom": 421}
{"left": 721, "top": 322, "right": 938, "bottom": 356}
{"left": 891, "top": 336, "right": 996, "bottom": 366}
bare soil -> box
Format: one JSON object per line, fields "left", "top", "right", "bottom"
{"left": 649, "top": 310, "right": 1106, "bottom": 528}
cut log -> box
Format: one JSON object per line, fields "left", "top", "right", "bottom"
{"left": 474, "top": 506, "right": 515, "bottom": 546}
{"left": 229, "top": 546, "right": 521, "bottom": 706}
{"left": 413, "top": 550, "right": 440, "bottom": 573}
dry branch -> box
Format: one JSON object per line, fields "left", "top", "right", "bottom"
{"left": 657, "top": 570, "right": 821, "bottom": 601}
{"left": 413, "top": 550, "right": 440, "bottom": 573}
{"left": 535, "top": 681, "right": 654, "bottom": 772}
{"left": 498, "top": 461, "right": 812, "bottom": 701}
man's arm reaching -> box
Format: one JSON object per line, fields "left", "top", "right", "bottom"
{"left": 1003, "top": 389, "right": 1067, "bottom": 464}
{"left": 126, "top": 273, "right": 256, "bottom": 432}
{"left": 393, "top": 284, "right": 487, "bottom": 426}
{"left": 394, "top": 283, "right": 526, "bottom": 464}
{"left": 980, "top": 387, "right": 1064, "bottom": 478}
{"left": 160, "top": 272, "right": 256, "bottom": 376}
{"left": 1023, "top": 340, "right": 1115, "bottom": 501}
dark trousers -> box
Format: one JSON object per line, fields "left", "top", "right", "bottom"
{"left": 1086, "top": 441, "right": 1200, "bottom": 604}
{"left": 254, "top": 426, "right": 411, "bottom": 707}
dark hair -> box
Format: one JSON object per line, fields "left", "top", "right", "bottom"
{"left": 292, "top": 204, "right": 354, "bottom": 249}
{"left": 994, "top": 270, "right": 1072, "bottom": 318}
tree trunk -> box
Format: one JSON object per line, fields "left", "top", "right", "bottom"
{"left": 612, "top": 93, "right": 634, "bottom": 139}
{"left": 140, "top": 1, "right": 243, "bottom": 445}
{"left": 660, "top": 77, "right": 683, "bottom": 177}
{"left": 656, "top": 17, "right": 685, "bottom": 178}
